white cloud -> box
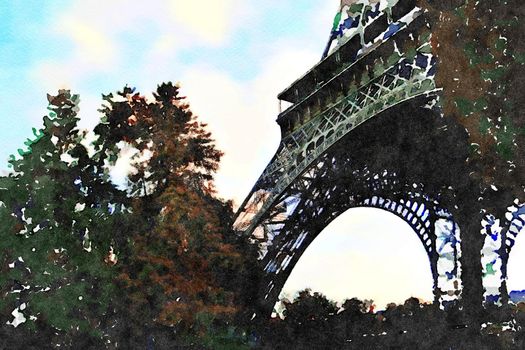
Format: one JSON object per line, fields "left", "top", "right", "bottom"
{"left": 179, "top": 67, "right": 274, "bottom": 205}
{"left": 49, "top": 0, "right": 248, "bottom": 62}
{"left": 31, "top": 61, "right": 76, "bottom": 92}
{"left": 173, "top": 0, "right": 338, "bottom": 206}
{"left": 168, "top": 0, "right": 245, "bottom": 45}
{"left": 179, "top": 44, "right": 320, "bottom": 206}
{"left": 58, "top": 17, "right": 117, "bottom": 67}
{"left": 151, "top": 35, "right": 180, "bottom": 56}
{"left": 28, "top": 0, "right": 252, "bottom": 129}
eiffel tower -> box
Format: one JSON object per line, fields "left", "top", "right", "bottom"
{"left": 233, "top": 0, "right": 525, "bottom": 317}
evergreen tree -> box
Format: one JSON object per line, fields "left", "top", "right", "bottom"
{"left": 0, "top": 91, "right": 121, "bottom": 347}
{"left": 92, "top": 83, "right": 256, "bottom": 347}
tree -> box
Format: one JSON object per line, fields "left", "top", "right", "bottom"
{"left": 417, "top": 0, "right": 525, "bottom": 329}
{"left": 0, "top": 91, "right": 122, "bottom": 347}
{"left": 91, "top": 83, "right": 256, "bottom": 348}
{"left": 270, "top": 290, "right": 340, "bottom": 349}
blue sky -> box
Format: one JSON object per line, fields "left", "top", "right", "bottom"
{"left": 2, "top": 0, "right": 524, "bottom": 309}
{"left": 0, "top": 0, "right": 335, "bottom": 197}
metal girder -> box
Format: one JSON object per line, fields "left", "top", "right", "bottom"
{"left": 234, "top": 62, "right": 438, "bottom": 236}
{"left": 229, "top": 4, "right": 465, "bottom": 318}
{"left": 251, "top": 148, "right": 462, "bottom": 314}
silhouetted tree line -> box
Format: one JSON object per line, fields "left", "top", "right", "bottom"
{"left": 257, "top": 290, "right": 525, "bottom": 350}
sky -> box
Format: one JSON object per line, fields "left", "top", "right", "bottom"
{"left": 280, "top": 208, "right": 433, "bottom": 309}
{"left": 1, "top": 0, "right": 524, "bottom": 310}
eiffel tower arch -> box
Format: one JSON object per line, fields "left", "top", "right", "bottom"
{"left": 234, "top": 1, "right": 471, "bottom": 317}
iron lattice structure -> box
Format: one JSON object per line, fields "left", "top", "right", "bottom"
{"left": 233, "top": 0, "right": 524, "bottom": 317}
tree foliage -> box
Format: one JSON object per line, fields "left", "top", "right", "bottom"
{"left": 0, "top": 84, "right": 257, "bottom": 349}
{"left": 261, "top": 291, "right": 525, "bottom": 349}
{"left": 102, "top": 84, "right": 256, "bottom": 345}
{"left": 414, "top": 0, "right": 525, "bottom": 326}
{"left": 0, "top": 91, "right": 119, "bottom": 347}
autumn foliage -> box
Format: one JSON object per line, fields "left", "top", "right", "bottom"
{"left": 0, "top": 84, "right": 257, "bottom": 348}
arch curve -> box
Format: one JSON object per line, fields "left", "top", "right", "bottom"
{"left": 253, "top": 162, "right": 462, "bottom": 316}
{"left": 278, "top": 207, "right": 437, "bottom": 310}
{"left": 236, "top": 97, "right": 468, "bottom": 317}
